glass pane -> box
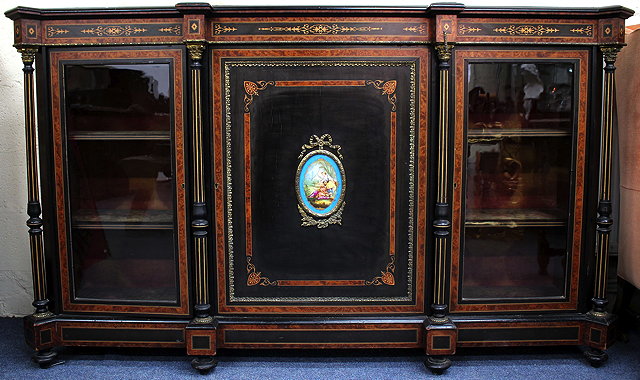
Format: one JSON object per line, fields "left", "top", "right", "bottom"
{"left": 72, "top": 229, "right": 176, "bottom": 301}
{"left": 65, "top": 64, "right": 171, "bottom": 133}
{"left": 466, "top": 136, "right": 571, "bottom": 217}
{"left": 468, "top": 62, "right": 573, "bottom": 131}
{"left": 63, "top": 63, "right": 177, "bottom": 303}
{"left": 67, "top": 140, "right": 174, "bottom": 224}
{"left": 461, "top": 61, "right": 574, "bottom": 301}
{"left": 462, "top": 227, "right": 567, "bottom": 299}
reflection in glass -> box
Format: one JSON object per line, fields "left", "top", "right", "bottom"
{"left": 462, "top": 227, "right": 567, "bottom": 299}
{"left": 461, "top": 62, "right": 575, "bottom": 301}
{"left": 63, "top": 63, "right": 177, "bottom": 303}
{"left": 468, "top": 62, "right": 573, "bottom": 131}
{"left": 65, "top": 64, "right": 171, "bottom": 132}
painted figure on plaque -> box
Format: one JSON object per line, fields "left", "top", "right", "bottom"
{"left": 301, "top": 155, "right": 342, "bottom": 214}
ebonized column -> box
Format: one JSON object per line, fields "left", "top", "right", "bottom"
{"left": 591, "top": 45, "right": 622, "bottom": 316}
{"left": 187, "top": 42, "right": 212, "bottom": 324}
{"left": 584, "top": 44, "right": 623, "bottom": 368}
{"left": 424, "top": 38, "right": 456, "bottom": 375}
{"left": 186, "top": 41, "right": 217, "bottom": 374}
{"left": 18, "top": 47, "right": 52, "bottom": 320}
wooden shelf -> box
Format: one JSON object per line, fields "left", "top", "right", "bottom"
{"left": 467, "top": 128, "right": 572, "bottom": 141}
{"left": 68, "top": 131, "right": 170, "bottom": 141}
{"left": 465, "top": 208, "right": 567, "bottom": 227}
{"left": 72, "top": 209, "right": 173, "bottom": 229}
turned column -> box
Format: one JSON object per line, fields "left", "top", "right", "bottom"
{"left": 591, "top": 45, "right": 623, "bottom": 316}
{"left": 18, "top": 47, "right": 52, "bottom": 320}
{"left": 431, "top": 39, "right": 453, "bottom": 322}
{"left": 424, "top": 37, "right": 457, "bottom": 375}
{"left": 186, "top": 42, "right": 213, "bottom": 324}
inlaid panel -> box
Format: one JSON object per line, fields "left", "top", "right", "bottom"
{"left": 212, "top": 48, "right": 428, "bottom": 313}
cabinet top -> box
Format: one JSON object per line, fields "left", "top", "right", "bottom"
{"left": 6, "top": 3, "right": 634, "bottom": 47}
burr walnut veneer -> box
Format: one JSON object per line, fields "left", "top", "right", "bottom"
{"left": 5, "top": 2, "right": 633, "bottom": 374}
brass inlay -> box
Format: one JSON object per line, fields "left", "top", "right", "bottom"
{"left": 403, "top": 25, "right": 427, "bottom": 35}
{"left": 243, "top": 80, "right": 275, "bottom": 112}
{"left": 458, "top": 25, "right": 482, "bottom": 35}
{"left": 366, "top": 255, "right": 396, "bottom": 286}
{"left": 213, "top": 24, "right": 238, "bottom": 35}
{"left": 224, "top": 60, "right": 416, "bottom": 302}
{"left": 246, "top": 256, "right": 277, "bottom": 286}
{"left": 158, "top": 26, "right": 182, "bottom": 35}
{"left": 493, "top": 25, "right": 560, "bottom": 36}
{"left": 257, "top": 24, "right": 382, "bottom": 35}
{"left": 570, "top": 26, "right": 593, "bottom": 36}
{"left": 46, "top": 26, "right": 69, "bottom": 37}
{"left": 365, "top": 80, "right": 397, "bottom": 111}
{"left": 81, "top": 26, "right": 148, "bottom": 36}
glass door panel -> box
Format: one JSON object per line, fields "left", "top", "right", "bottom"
{"left": 452, "top": 51, "right": 588, "bottom": 311}
{"left": 50, "top": 49, "right": 188, "bottom": 314}
{"left": 64, "top": 63, "right": 178, "bottom": 304}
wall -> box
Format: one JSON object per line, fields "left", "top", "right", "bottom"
{"left": 1, "top": 0, "right": 638, "bottom": 317}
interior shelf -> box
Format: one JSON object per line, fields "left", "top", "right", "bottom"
{"left": 71, "top": 209, "right": 174, "bottom": 229}
{"left": 68, "top": 131, "right": 171, "bottom": 141}
{"left": 465, "top": 208, "right": 567, "bottom": 227}
{"left": 467, "top": 128, "right": 572, "bottom": 139}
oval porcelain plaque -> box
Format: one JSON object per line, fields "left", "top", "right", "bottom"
{"left": 296, "top": 150, "right": 345, "bottom": 218}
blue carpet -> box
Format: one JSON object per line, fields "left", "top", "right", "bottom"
{"left": 1, "top": 317, "right": 638, "bottom": 379}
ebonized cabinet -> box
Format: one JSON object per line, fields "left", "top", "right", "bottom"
{"left": 5, "top": 3, "right": 633, "bottom": 374}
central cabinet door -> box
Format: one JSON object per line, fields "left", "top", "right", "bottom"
{"left": 212, "top": 48, "right": 428, "bottom": 313}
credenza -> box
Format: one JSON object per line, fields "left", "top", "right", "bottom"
{"left": 5, "top": 3, "right": 633, "bottom": 374}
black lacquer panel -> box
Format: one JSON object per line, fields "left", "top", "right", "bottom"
{"left": 221, "top": 55, "right": 421, "bottom": 304}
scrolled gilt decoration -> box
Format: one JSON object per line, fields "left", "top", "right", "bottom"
{"left": 243, "top": 80, "right": 275, "bottom": 112}
{"left": 246, "top": 256, "right": 277, "bottom": 286}
{"left": 186, "top": 42, "right": 206, "bottom": 61}
{"left": 18, "top": 47, "right": 38, "bottom": 65}
{"left": 365, "top": 79, "right": 397, "bottom": 111}
{"left": 298, "top": 134, "right": 343, "bottom": 160}
{"left": 365, "top": 255, "right": 396, "bottom": 286}
{"left": 298, "top": 203, "right": 344, "bottom": 228}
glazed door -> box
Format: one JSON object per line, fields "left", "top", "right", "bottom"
{"left": 450, "top": 49, "right": 589, "bottom": 312}
{"left": 49, "top": 48, "right": 190, "bottom": 315}
{"left": 212, "top": 48, "right": 428, "bottom": 314}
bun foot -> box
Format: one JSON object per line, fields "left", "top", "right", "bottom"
{"left": 425, "top": 355, "right": 452, "bottom": 375}
{"left": 584, "top": 348, "right": 608, "bottom": 368}
{"left": 191, "top": 356, "right": 217, "bottom": 374}
{"left": 32, "top": 349, "right": 64, "bottom": 369}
